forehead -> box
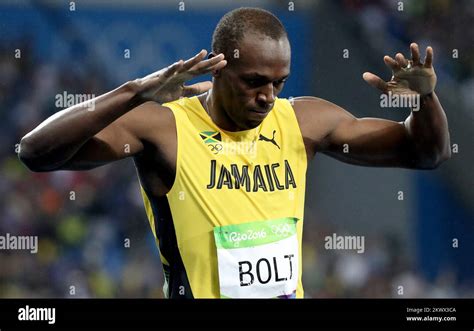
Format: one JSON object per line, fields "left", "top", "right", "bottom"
{"left": 232, "top": 34, "right": 291, "bottom": 76}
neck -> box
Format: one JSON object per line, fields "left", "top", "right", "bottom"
{"left": 205, "top": 90, "right": 243, "bottom": 132}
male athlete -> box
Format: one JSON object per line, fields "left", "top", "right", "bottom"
{"left": 19, "top": 8, "right": 450, "bottom": 298}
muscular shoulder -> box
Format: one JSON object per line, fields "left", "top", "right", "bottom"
{"left": 121, "top": 101, "right": 176, "bottom": 147}
{"left": 130, "top": 102, "right": 177, "bottom": 196}
{"left": 292, "top": 96, "right": 355, "bottom": 153}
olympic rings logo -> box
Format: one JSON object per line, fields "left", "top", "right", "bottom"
{"left": 271, "top": 224, "right": 293, "bottom": 237}
{"left": 208, "top": 143, "right": 223, "bottom": 154}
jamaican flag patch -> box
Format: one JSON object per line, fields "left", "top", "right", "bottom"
{"left": 199, "top": 131, "right": 222, "bottom": 144}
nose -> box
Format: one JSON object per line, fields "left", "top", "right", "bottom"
{"left": 256, "top": 83, "right": 275, "bottom": 109}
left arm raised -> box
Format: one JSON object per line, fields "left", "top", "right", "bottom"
{"left": 294, "top": 43, "right": 451, "bottom": 169}
{"left": 403, "top": 91, "right": 451, "bottom": 168}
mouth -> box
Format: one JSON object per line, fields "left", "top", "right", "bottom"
{"left": 248, "top": 109, "right": 270, "bottom": 119}
{"left": 250, "top": 108, "right": 267, "bottom": 113}
{"left": 249, "top": 105, "right": 273, "bottom": 114}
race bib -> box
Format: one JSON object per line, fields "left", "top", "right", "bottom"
{"left": 213, "top": 217, "right": 299, "bottom": 298}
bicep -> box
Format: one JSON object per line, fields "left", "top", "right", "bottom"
{"left": 58, "top": 102, "right": 169, "bottom": 170}
{"left": 323, "top": 116, "right": 413, "bottom": 167}
{"left": 58, "top": 126, "right": 143, "bottom": 170}
{"left": 294, "top": 97, "right": 414, "bottom": 168}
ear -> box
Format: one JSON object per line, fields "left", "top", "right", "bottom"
{"left": 208, "top": 52, "right": 222, "bottom": 77}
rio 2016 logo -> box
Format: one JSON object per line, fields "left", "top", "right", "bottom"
{"left": 228, "top": 229, "right": 267, "bottom": 247}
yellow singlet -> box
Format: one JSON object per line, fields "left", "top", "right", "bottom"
{"left": 140, "top": 96, "right": 307, "bottom": 298}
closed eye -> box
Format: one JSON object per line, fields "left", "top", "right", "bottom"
{"left": 244, "top": 78, "right": 265, "bottom": 88}
{"left": 242, "top": 74, "right": 289, "bottom": 88}
{"left": 273, "top": 78, "right": 287, "bottom": 87}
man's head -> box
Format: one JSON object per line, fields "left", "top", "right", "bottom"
{"left": 210, "top": 7, "right": 291, "bottom": 131}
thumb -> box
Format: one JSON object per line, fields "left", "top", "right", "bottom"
{"left": 363, "top": 72, "right": 388, "bottom": 93}
{"left": 183, "top": 81, "right": 213, "bottom": 97}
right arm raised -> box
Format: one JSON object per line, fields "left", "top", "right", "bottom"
{"left": 18, "top": 51, "right": 226, "bottom": 171}
{"left": 19, "top": 82, "right": 147, "bottom": 171}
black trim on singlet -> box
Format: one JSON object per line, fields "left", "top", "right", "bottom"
{"left": 145, "top": 190, "right": 194, "bottom": 299}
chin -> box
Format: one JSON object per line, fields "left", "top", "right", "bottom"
{"left": 243, "top": 118, "right": 263, "bottom": 130}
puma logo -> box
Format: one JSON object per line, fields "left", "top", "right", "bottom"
{"left": 259, "top": 130, "right": 280, "bottom": 149}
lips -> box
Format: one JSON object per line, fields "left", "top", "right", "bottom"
{"left": 249, "top": 104, "right": 273, "bottom": 114}
{"left": 249, "top": 109, "right": 269, "bottom": 114}
{"left": 248, "top": 109, "right": 270, "bottom": 121}
{"left": 249, "top": 108, "right": 270, "bottom": 118}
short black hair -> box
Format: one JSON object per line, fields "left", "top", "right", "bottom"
{"left": 212, "top": 7, "right": 288, "bottom": 62}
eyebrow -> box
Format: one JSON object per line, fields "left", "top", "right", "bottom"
{"left": 242, "top": 73, "right": 290, "bottom": 81}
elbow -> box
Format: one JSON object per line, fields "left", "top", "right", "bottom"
{"left": 441, "top": 146, "right": 452, "bottom": 162}
{"left": 413, "top": 149, "right": 451, "bottom": 170}
{"left": 434, "top": 148, "right": 452, "bottom": 168}
{"left": 431, "top": 144, "right": 452, "bottom": 169}
{"left": 18, "top": 137, "right": 36, "bottom": 169}
{"left": 18, "top": 137, "right": 53, "bottom": 172}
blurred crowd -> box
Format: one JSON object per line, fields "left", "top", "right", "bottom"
{"left": 301, "top": 220, "right": 469, "bottom": 298}
{"left": 343, "top": 0, "right": 474, "bottom": 108}
{"left": 0, "top": 1, "right": 472, "bottom": 298}
{"left": 0, "top": 41, "right": 164, "bottom": 298}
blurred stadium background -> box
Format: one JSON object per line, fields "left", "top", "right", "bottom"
{"left": 0, "top": 0, "right": 472, "bottom": 298}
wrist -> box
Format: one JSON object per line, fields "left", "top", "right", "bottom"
{"left": 122, "top": 80, "right": 147, "bottom": 107}
{"left": 412, "top": 91, "right": 437, "bottom": 114}
{"left": 420, "top": 91, "right": 434, "bottom": 99}
{"left": 121, "top": 80, "right": 141, "bottom": 97}
{"left": 419, "top": 91, "right": 435, "bottom": 109}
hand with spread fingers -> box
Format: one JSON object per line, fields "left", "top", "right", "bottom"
{"left": 134, "top": 50, "right": 227, "bottom": 104}
{"left": 363, "top": 43, "right": 437, "bottom": 97}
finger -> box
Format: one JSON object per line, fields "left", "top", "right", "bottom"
{"left": 383, "top": 55, "right": 401, "bottom": 72}
{"left": 181, "top": 49, "right": 208, "bottom": 72}
{"left": 188, "top": 54, "right": 226, "bottom": 75}
{"left": 424, "top": 46, "right": 434, "bottom": 67}
{"left": 410, "top": 43, "right": 420, "bottom": 65}
{"left": 186, "top": 60, "right": 227, "bottom": 79}
{"left": 204, "top": 59, "right": 227, "bottom": 74}
{"left": 395, "top": 53, "right": 408, "bottom": 68}
{"left": 161, "top": 60, "right": 184, "bottom": 79}
{"left": 363, "top": 72, "right": 388, "bottom": 93}
{"left": 183, "top": 81, "right": 213, "bottom": 96}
